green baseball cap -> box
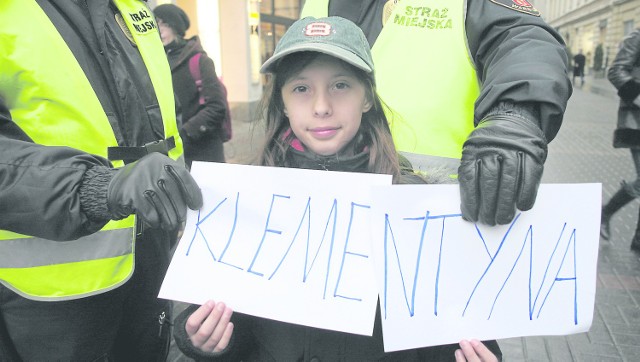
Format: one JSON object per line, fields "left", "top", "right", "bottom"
{"left": 260, "top": 16, "right": 374, "bottom": 74}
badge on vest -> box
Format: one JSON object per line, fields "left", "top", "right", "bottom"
{"left": 115, "top": 5, "right": 158, "bottom": 43}
{"left": 489, "top": 0, "right": 541, "bottom": 17}
{"left": 115, "top": 13, "right": 137, "bottom": 46}
{"left": 383, "top": 0, "right": 400, "bottom": 26}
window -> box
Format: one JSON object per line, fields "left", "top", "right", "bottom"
{"left": 624, "top": 20, "right": 635, "bottom": 36}
{"left": 599, "top": 19, "right": 607, "bottom": 30}
{"left": 259, "top": 0, "right": 304, "bottom": 84}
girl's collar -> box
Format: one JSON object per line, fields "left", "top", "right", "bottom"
{"left": 281, "top": 127, "right": 368, "bottom": 156}
{"left": 282, "top": 128, "right": 305, "bottom": 151}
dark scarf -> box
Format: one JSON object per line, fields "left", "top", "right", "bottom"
{"left": 281, "top": 129, "right": 370, "bottom": 173}
{"left": 164, "top": 38, "right": 186, "bottom": 55}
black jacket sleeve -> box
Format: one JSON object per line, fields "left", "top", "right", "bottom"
{"left": 467, "top": 0, "right": 572, "bottom": 141}
{"left": 181, "top": 53, "right": 228, "bottom": 140}
{"left": 0, "top": 140, "right": 111, "bottom": 241}
{"left": 0, "top": 95, "right": 111, "bottom": 241}
{"left": 608, "top": 29, "right": 640, "bottom": 103}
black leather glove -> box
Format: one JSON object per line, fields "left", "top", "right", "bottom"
{"left": 458, "top": 114, "right": 548, "bottom": 225}
{"left": 618, "top": 79, "right": 640, "bottom": 103}
{"left": 107, "top": 153, "right": 203, "bottom": 230}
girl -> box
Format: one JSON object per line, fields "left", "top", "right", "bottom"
{"left": 172, "top": 16, "right": 501, "bottom": 362}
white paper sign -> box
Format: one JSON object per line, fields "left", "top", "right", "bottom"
{"left": 159, "top": 162, "right": 601, "bottom": 351}
{"left": 369, "top": 183, "right": 601, "bottom": 352}
{"left": 159, "top": 162, "right": 391, "bottom": 336}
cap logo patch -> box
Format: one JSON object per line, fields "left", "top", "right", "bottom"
{"left": 489, "top": 0, "right": 540, "bottom": 17}
{"left": 304, "top": 22, "right": 333, "bottom": 36}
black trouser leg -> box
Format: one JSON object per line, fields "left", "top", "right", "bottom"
{"left": 632, "top": 207, "right": 640, "bottom": 251}
{"left": 0, "top": 310, "right": 20, "bottom": 362}
{"left": 601, "top": 186, "right": 636, "bottom": 240}
{"left": 111, "top": 227, "right": 173, "bottom": 362}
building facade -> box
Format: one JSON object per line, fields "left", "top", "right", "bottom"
{"left": 537, "top": 0, "right": 640, "bottom": 74}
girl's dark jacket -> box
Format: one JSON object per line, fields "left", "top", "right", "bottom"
{"left": 173, "top": 147, "right": 502, "bottom": 361}
{"left": 166, "top": 36, "right": 227, "bottom": 164}
{"left": 608, "top": 28, "right": 640, "bottom": 148}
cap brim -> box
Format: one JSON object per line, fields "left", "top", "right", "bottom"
{"left": 260, "top": 42, "right": 372, "bottom": 74}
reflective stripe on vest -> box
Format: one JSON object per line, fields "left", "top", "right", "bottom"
{"left": 0, "top": 224, "right": 134, "bottom": 300}
{"left": 301, "top": 0, "right": 479, "bottom": 161}
{"left": 0, "top": 0, "right": 180, "bottom": 301}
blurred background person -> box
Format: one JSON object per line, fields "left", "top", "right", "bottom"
{"left": 573, "top": 49, "right": 586, "bottom": 86}
{"left": 601, "top": 29, "right": 640, "bottom": 251}
{"left": 155, "top": 4, "right": 229, "bottom": 168}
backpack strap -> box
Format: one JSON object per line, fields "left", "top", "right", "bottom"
{"left": 188, "top": 53, "right": 205, "bottom": 105}
{"left": 188, "top": 53, "right": 233, "bottom": 142}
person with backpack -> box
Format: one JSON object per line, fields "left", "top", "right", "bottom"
{"left": 155, "top": 4, "right": 230, "bottom": 167}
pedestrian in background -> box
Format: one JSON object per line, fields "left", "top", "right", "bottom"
{"left": 155, "top": 4, "right": 228, "bottom": 168}
{"left": 300, "top": 0, "right": 572, "bottom": 227}
{"left": 171, "top": 16, "right": 501, "bottom": 362}
{"left": 0, "top": 1, "right": 202, "bottom": 360}
{"left": 601, "top": 29, "right": 640, "bottom": 251}
{"left": 573, "top": 49, "right": 587, "bottom": 86}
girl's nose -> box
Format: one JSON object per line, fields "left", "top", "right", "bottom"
{"left": 313, "top": 91, "right": 332, "bottom": 117}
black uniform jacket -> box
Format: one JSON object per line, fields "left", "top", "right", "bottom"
{"left": 0, "top": 0, "right": 169, "bottom": 240}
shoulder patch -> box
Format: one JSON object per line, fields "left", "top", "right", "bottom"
{"left": 115, "top": 13, "right": 136, "bottom": 45}
{"left": 489, "top": 0, "right": 541, "bottom": 17}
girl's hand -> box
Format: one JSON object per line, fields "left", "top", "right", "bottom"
{"left": 185, "top": 300, "right": 234, "bottom": 353}
{"left": 454, "top": 339, "right": 499, "bottom": 362}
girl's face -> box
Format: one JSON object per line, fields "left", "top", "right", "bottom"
{"left": 281, "top": 55, "right": 372, "bottom": 156}
{"left": 157, "top": 19, "right": 177, "bottom": 46}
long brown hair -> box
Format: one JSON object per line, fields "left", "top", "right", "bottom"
{"left": 257, "top": 52, "right": 401, "bottom": 182}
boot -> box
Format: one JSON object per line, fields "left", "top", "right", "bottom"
{"left": 632, "top": 207, "right": 640, "bottom": 252}
{"left": 601, "top": 186, "right": 636, "bottom": 240}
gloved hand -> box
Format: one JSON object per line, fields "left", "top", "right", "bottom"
{"left": 618, "top": 79, "right": 640, "bottom": 104}
{"left": 107, "top": 152, "right": 203, "bottom": 230}
{"left": 458, "top": 114, "right": 548, "bottom": 225}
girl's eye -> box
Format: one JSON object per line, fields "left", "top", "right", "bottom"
{"left": 334, "top": 82, "right": 350, "bottom": 90}
{"left": 292, "top": 85, "right": 308, "bottom": 93}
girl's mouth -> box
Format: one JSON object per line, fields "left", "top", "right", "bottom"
{"left": 310, "top": 127, "right": 339, "bottom": 139}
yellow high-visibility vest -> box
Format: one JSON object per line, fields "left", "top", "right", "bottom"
{"left": 302, "top": 0, "right": 479, "bottom": 164}
{"left": 0, "top": 0, "right": 182, "bottom": 301}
